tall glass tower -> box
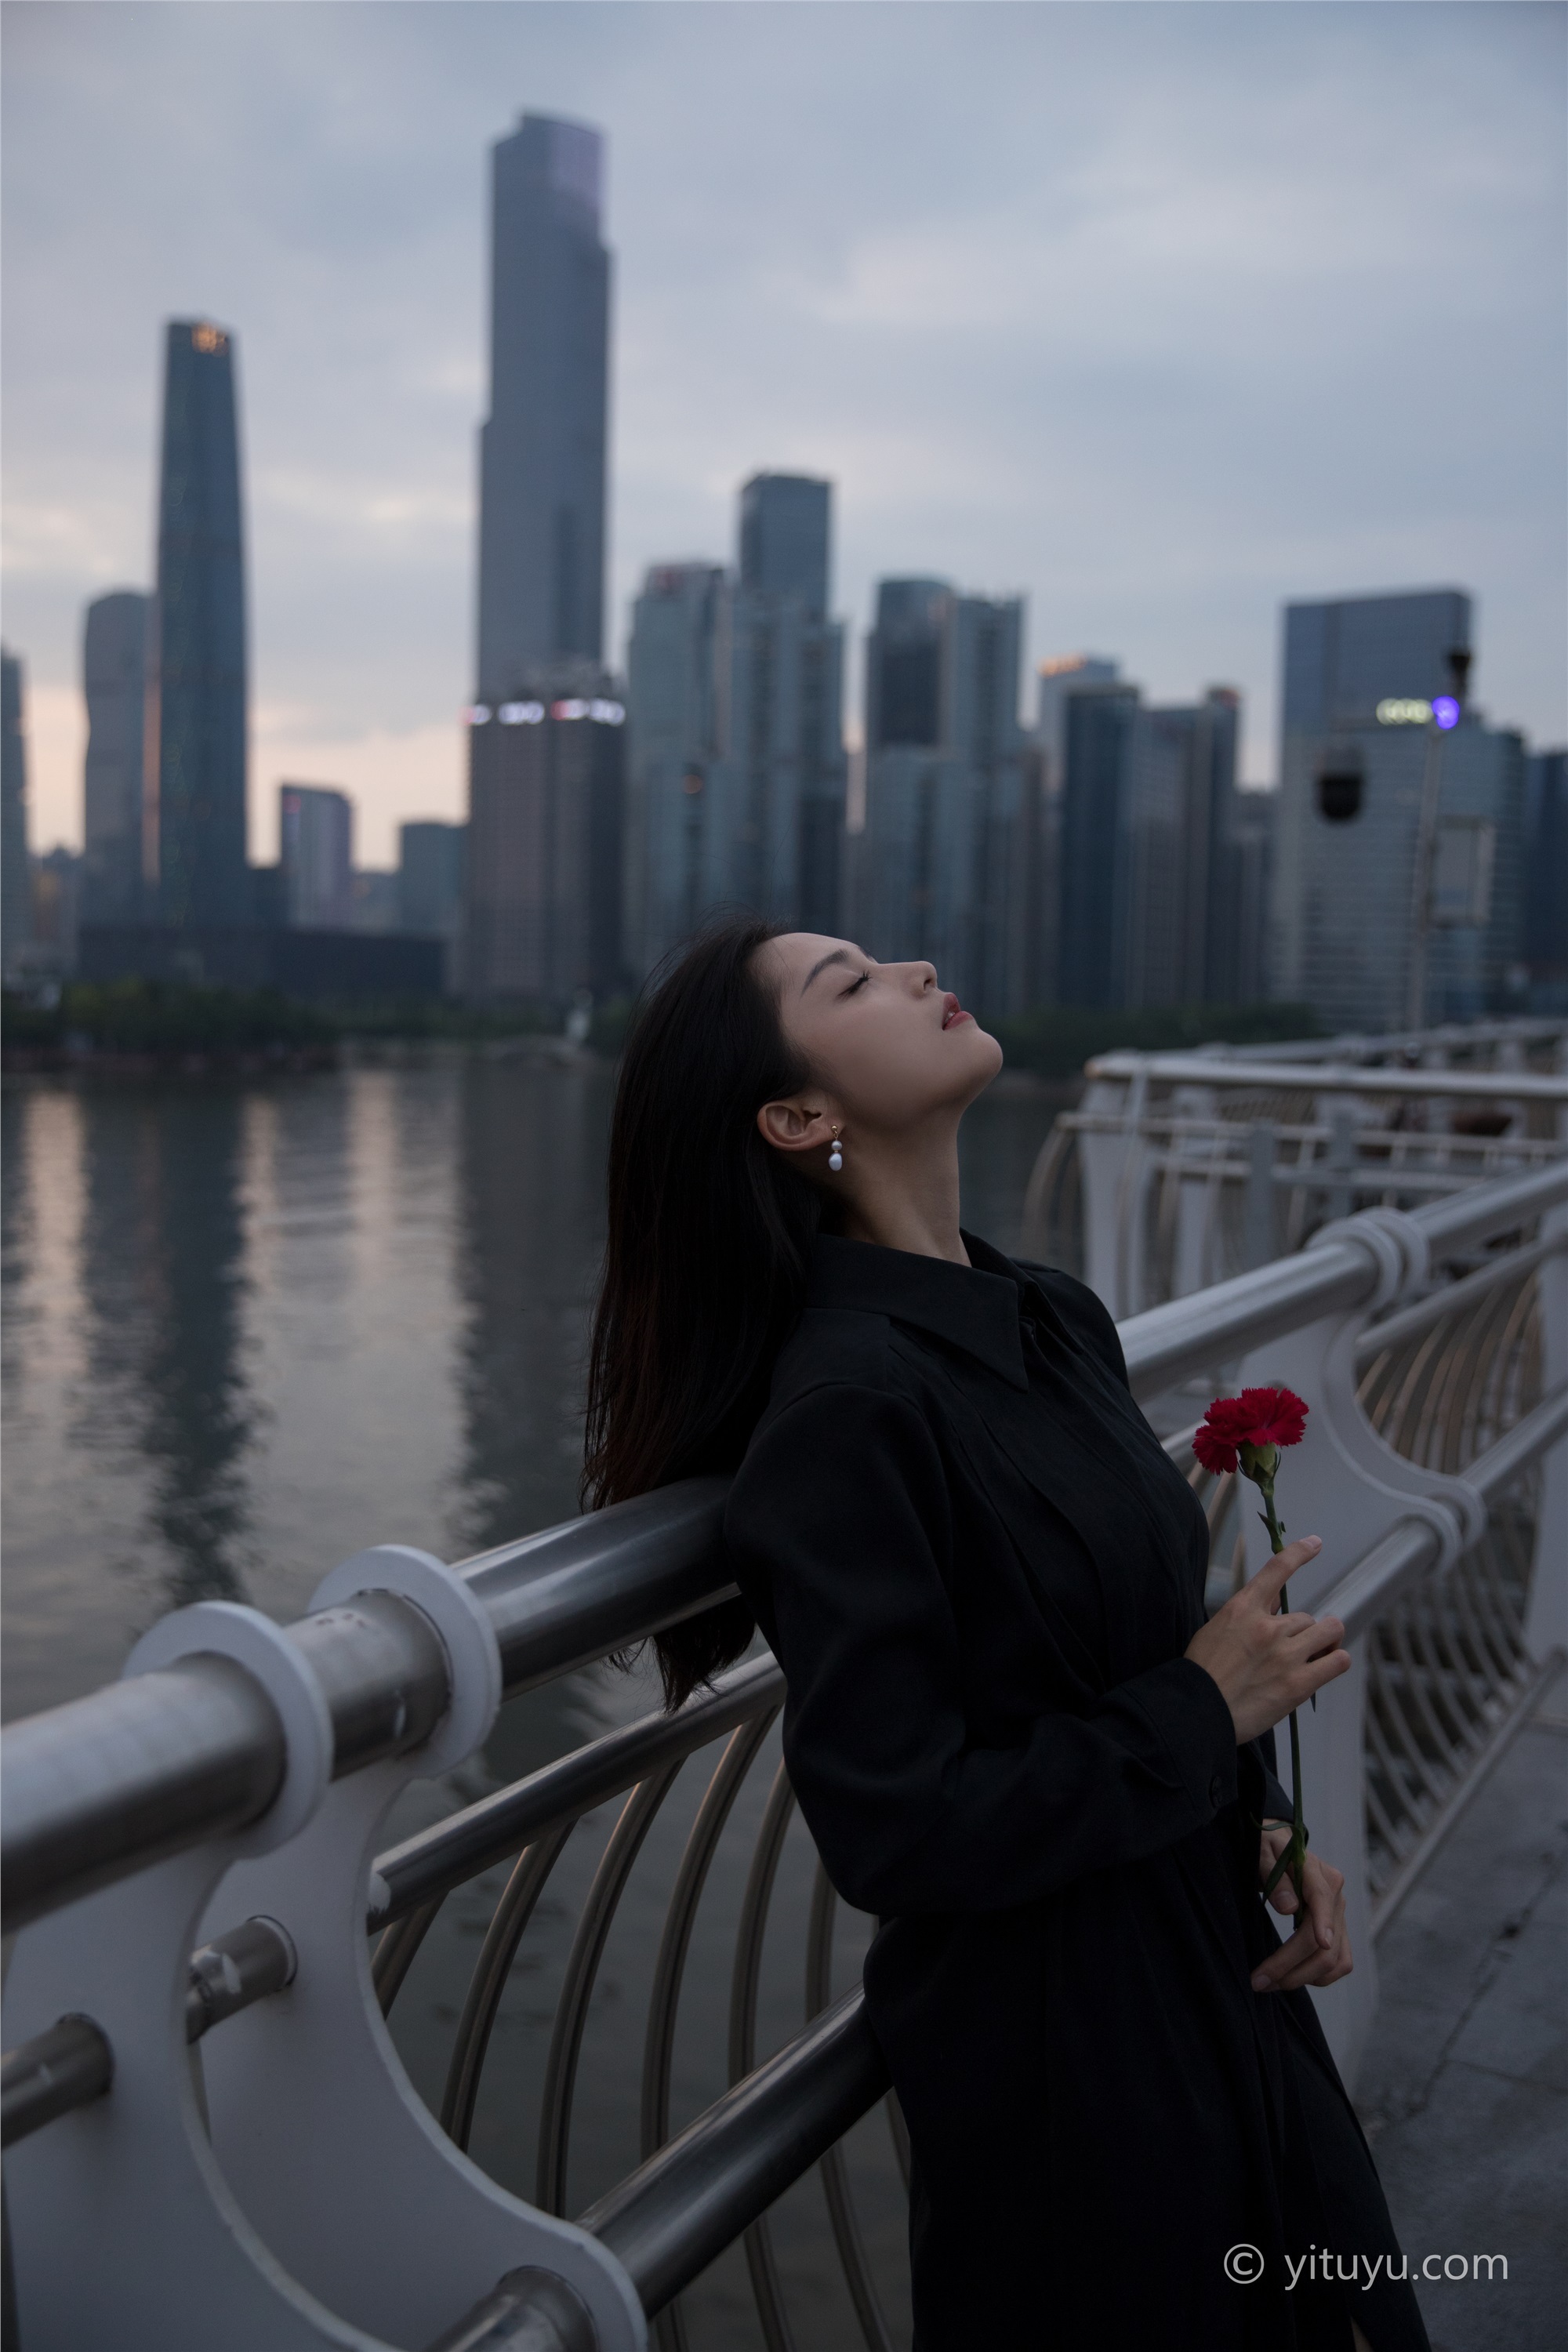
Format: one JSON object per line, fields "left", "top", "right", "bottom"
{"left": 477, "top": 114, "right": 611, "bottom": 695}
{"left": 152, "top": 320, "right": 249, "bottom": 928}
{"left": 82, "top": 590, "right": 152, "bottom": 924}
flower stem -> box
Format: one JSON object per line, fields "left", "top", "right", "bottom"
{"left": 1257, "top": 1478, "right": 1310, "bottom": 1911}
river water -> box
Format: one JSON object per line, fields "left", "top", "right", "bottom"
{"left": 1, "top": 1054, "right": 1066, "bottom": 2348}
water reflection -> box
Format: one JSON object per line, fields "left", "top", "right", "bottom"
{"left": 88, "top": 1088, "right": 258, "bottom": 1611}
{"left": 453, "top": 1057, "right": 615, "bottom": 1559}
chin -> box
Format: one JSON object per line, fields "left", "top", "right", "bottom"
{"left": 951, "top": 1020, "right": 1004, "bottom": 1094}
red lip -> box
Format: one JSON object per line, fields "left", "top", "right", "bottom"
{"left": 942, "top": 994, "right": 972, "bottom": 1029}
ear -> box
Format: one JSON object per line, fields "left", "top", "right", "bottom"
{"left": 756, "top": 1096, "right": 836, "bottom": 1161}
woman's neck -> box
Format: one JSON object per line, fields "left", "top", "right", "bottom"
{"left": 835, "top": 1128, "right": 970, "bottom": 1265}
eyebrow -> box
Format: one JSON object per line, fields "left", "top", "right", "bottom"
{"left": 801, "top": 948, "right": 855, "bottom": 995}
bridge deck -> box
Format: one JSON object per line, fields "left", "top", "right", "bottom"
{"left": 1356, "top": 1661, "right": 1567, "bottom": 2351}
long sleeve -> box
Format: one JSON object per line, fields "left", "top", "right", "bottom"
{"left": 724, "top": 1381, "right": 1243, "bottom": 1918}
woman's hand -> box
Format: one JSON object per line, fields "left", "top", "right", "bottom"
{"left": 1184, "top": 1537, "right": 1350, "bottom": 1744}
{"left": 1250, "top": 1827, "right": 1353, "bottom": 1992}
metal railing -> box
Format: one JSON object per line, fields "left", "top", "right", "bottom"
{"left": 1022, "top": 1018, "right": 1568, "bottom": 1321}
{"left": 3, "top": 1152, "right": 1564, "bottom": 2352}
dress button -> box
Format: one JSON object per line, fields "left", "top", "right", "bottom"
{"left": 1208, "top": 1772, "right": 1226, "bottom": 1808}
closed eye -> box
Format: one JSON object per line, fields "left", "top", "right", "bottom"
{"left": 840, "top": 970, "right": 869, "bottom": 997}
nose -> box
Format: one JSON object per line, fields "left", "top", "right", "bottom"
{"left": 909, "top": 962, "right": 938, "bottom": 992}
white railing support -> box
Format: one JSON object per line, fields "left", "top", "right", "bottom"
{"left": 2, "top": 1551, "right": 645, "bottom": 2352}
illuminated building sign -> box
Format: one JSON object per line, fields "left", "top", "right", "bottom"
{"left": 191, "top": 323, "right": 227, "bottom": 354}
{"left": 1376, "top": 696, "right": 1463, "bottom": 731}
{"left": 465, "top": 699, "right": 625, "bottom": 728}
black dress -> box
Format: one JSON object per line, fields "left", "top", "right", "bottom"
{"left": 723, "top": 1232, "right": 1430, "bottom": 2352}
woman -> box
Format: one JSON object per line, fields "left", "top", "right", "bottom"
{"left": 585, "top": 917, "right": 1429, "bottom": 2352}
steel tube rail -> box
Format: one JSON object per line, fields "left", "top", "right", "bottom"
{"left": 421, "top": 2267, "right": 597, "bottom": 2352}
{"left": 2, "top": 1590, "right": 450, "bottom": 1931}
{"left": 459, "top": 1480, "right": 731, "bottom": 1698}
{"left": 1120, "top": 1242, "right": 1374, "bottom": 1399}
{"left": 1120, "top": 1159, "right": 1568, "bottom": 1402}
{"left": 1084, "top": 1051, "right": 1568, "bottom": 1102}
{"left": 1408, "top": 1159, "right": 1568, "bottom": 1257}
{"left": 579, "top": 1987, "right": 890, "bottom": 2317}
{"left": 1355, "top": 1233, "right": 1563, "bottom": 1367}
{"left": 0, "top": 1659, "right": 286, "bottom": 1933}
{"left": 1464, "top": 1381, "right": 1568, "bottom": 1501}
{"left": 1318, "top": 1382, "right": 1567, "bottom": 1642}
{"left": 1214, "top": 1018, "right": 1565, "bottom": 1067}
{"left": 0, "top": 2016, "right": 112, "bottom": 2149}
{"left": 2, "top": 1917, "right": 299, "bottom": 2149}
{"left": 369, "top": 1654, "right": 785, "bottom": 1929}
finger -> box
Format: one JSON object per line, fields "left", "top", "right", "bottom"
{"left": 1246, "top": 1537, "right": 1322, "bottom": 1600}
{"left": 1301, "top": 1646, "right": 1353, "bottom": 1697}
{"left": 1300, "top": 1613, "right": 1345, "bottom": 1655}
{"left": 1252, "top": 1918, "right": 1349, "bottom": 1993}
{"left": 1250, "top": 1922, "right": 1317, "bottom": 1990}
{"left": 1274, "top": 1610, "right": 1344, "bottom": 1654}
{"left": 1256, "top": 1885, "right": 1353, "bottom": 1990}
{"left": 1268, "top": 1926, "right": 1355, "bottom": 1992}
{"left": 1260, "top": 1835, "right": 1298, "bottom": 1911}
{"left": 1304, "top": 1864, "right": 1338, "bottom": 1952}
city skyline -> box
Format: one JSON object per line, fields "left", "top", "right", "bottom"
{"left": 3, "top": 3, "right": 1565, "bottom": 865}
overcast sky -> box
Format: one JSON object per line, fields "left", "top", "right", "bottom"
{"left": 3, "top": 0, "right": 1564, "bottom": 865}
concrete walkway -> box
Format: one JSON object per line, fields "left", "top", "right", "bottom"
{"left": 1355, "top": 1663, "right": 1568, "bottom": 2352}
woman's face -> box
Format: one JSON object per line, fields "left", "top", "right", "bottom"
{"left": 757, "top": 934, "right": 1003, "bottom": 1138}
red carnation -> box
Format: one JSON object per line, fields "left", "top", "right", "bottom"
{"left": 1192, "top": 1386, "right": 1308, "bottom": 1478}
{"left": 1195, "top": 1384, "right": 1313, "bottom": 1911}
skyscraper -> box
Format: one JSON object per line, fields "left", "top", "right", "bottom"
{"left": 860, "top": 581, "right": 1025, "bottom": 1011}
{"left": 1271, "top": 589, "right": 1523, "bottom": 1029}
{"left": 477, "top": 114, "right": 610, "bottom": 695}
{"left": 398, "top": 822, "right": 466, "bottom": 944}
{"left": 151, "top": 320, "right": 249, "bottom": 928}
{"left": 1522, "top": 750, "right": 1567, "bottom": 1008}
{"left": 278, "top": 785, "right": 354, "bottom": 931}
{"left": 1054, "top": 681, "right": 1251, "bottom": 1011}
{"left": 464, "top": 688, "right": 626, "bottom": 1004}
{"left": 82, "top": 590, "right": 152, "bottom": 924}
{"left": 2, "top": 648, "right": 30, "bottom": 979}
{"left": 739, "top": 474, "right": 829, "bottom": 615}
{"left": 1056, "top": 681, "right": 1141, "bottom": 1008}
{"left": 1036, "top": 654, "right": 1120, "bottom": 790}
{"left": 624, "top": 562, "right": 730, "bottom": 976}
{"left": 717, "top": 475, "right": 846, "bottom": 935}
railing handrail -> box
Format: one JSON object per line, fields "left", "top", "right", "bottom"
{"left": 1118, "top": 1156, "right": 1568, "bottom": 1399}
{"left": 1083, "top": 1051, "right": 1568, "bottom": 1102}
{"left": 578, "top": 1985, "right": 888, "bottom": 2318}
{"left": 1097, "top": 1016, "right": 1566, "bottom": 1072}
{"left": 5, "top": 1156, "right": 1566, "bottom": 1932}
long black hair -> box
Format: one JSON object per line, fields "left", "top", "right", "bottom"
{"left": 583, "top": 916, "right": 828, "bottom": 1708}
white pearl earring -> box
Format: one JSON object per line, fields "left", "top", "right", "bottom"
{"left": 828, "top": 1127, "right": 844, "bottom": 1173}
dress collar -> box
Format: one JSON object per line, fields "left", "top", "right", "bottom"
{"left": 805, "top": 1232, "right": 1029, "bottom": 1391}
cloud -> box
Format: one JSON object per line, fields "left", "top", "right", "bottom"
{"left": 2, "top": 0, "right": 1563, "bottom": 843}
